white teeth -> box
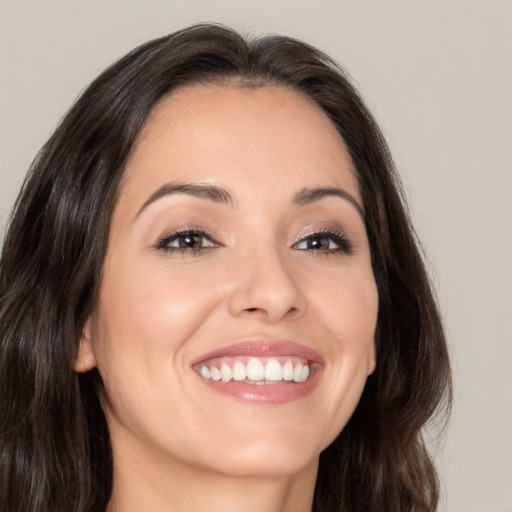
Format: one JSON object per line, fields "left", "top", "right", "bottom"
{"left": 264, "top": 359, "right": 283, "bottom": 381}
{"left": 232, "top": 361, "right": 247, "bottom": 381}
{"left": 293, "top": 363, "right": 304, "bottom": 382}
{"left": 198, "top": 358, "right": 312, "bottom": 383}
{"left": 282, "top": 360, "right": 294, "bottom": 381}
{"left": 220, "top": 363, "right": 232, "bottom": 382}
{"left": 246, "top": 358, "right": 265, "bottom": 380}
{"left": 199, "top": 366, "right": 210, "bottom": 379}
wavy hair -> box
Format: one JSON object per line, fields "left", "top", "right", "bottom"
{"left": 0, "top": 23, "right": 451, "bottom": 512}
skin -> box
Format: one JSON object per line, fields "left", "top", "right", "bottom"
{"left": 76, "top": 84, "right": 378, "bottom": 512}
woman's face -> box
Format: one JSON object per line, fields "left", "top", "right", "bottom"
{"left": 77, "top": 84, "right": 378, "bottom": 478}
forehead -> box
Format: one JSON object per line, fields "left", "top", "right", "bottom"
{"left": 121, "top": 84, "right": 360, "bottom": 207}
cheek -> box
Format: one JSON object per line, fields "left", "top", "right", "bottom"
{"left": 311, "top": 264, "right": 378, "bottom": 350}
{"left": 89, "top": 260, "right": 230, "bottom": 441}
{"left": 89, "top": 259, "right": 227, "bottom": 414}
{"left": 305, "top": 266, "right": 378, "bottom": 435}
{"left": 97, "top": 258, "right": 225, "bottom": 348}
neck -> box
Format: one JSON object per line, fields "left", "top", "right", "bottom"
{"left": 106, "top": 442, "right": 318, "bottom": 512}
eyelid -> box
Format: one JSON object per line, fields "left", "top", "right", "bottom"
{"left": 154, "top": 226, "right": 222, "bottom": 252}
{"left": 293, "top": 227, "right": 352, "bottom": 253}
{"left": 152, "top": 224, "right": 352, "bottom": 256}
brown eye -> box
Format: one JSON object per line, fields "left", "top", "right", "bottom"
{"left": 295, "top": 230, "right": 352, "bottom": 254}
{"left": 175, "top": 233, "right": 205, "bottom": 249}
{"left": 298, "top": 236, "right": 333, "bottom": 250}
{"left": 156, "top": 229, "right": 219, "bottom": 253}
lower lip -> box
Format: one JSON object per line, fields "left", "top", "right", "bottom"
{"left": 196, "top": 369, "right": 322, "bottom": 405}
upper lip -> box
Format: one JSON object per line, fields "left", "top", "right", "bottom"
{"left": 192, "top": 340, "right": 324, "bottom": 366}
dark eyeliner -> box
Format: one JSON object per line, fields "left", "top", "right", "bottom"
{"left": 296, "top": 228, "right": 353, "bottom": 255}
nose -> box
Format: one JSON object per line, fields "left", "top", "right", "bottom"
{"left": 227, "top": 245, "right": 307, "bottom": 324}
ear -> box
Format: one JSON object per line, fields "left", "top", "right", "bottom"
{"left": 368, "top": 339, "right": 377, "bottom": 376}
{"left": 74, "top": 317, "right": 97, "bottom": 373}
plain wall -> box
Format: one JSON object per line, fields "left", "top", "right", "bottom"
{"left": 1, "top": 1, "right": 511, "bottom": 511}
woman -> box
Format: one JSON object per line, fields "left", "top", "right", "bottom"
{"left": 0, "top": 23, "right": 451, "bottom": 512}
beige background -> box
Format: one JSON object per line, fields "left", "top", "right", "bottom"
{"left": 1, "top": 1, "right": 511, "bottom": 511}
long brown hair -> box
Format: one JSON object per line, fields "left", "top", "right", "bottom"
{"left": 0, "top": 23, "right": 451, "bottom": 512}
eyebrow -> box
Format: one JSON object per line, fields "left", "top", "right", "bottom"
{"left": 136, "top": 182, "right": 234, "bottom": 217}
{"left": 135, "top": 182, "right": 364, "bottom": 220}
{"left": 293, "top": 187, "right": 365, "bottom": 219}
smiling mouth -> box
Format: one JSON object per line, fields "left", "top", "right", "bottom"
{"left": 194, "top": 356, "right": 312, "bottom": 384}
{"left": 191, "top": 340, "right": 323, "bottom": 404}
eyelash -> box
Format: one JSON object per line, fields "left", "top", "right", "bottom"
{"left": 154, "top": 227, "right": 352, "bottom": 256}
{"left": 154, "top": 227, "right": 221, "bottom": 255}
{"left": 294, "top": 228, "right": 352, "bottom": 256}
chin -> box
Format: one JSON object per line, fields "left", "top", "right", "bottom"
{"left": 196, "top": 429, "right": 325, "bottom": 479}
{"left": 214, "top": 450, "right": 319, "bottom": 479}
